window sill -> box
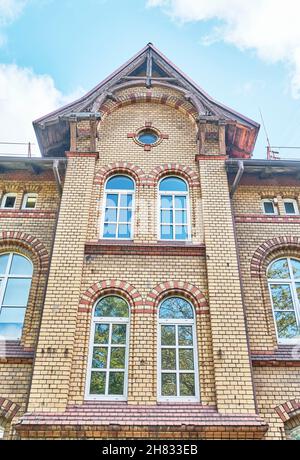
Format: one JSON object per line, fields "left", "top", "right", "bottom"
{"left": 85, "top": 241, "right": 205, "bottom": 256}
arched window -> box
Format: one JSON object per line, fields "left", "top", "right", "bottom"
{"left": 86, "top": 296, "right": 130, "bottom": 400}
{"left": 102, "top": 175, "right": 135, "bottom": 240}
{"left": 158, "top": 177, "right": 190, "bottom": 241}
{"left": 289, "top": 425, "right": 300, "bottom": 440}
{"left": 158, "top": 297, "right": 199, "bottom": 401}
{"left": 268, "top": 258, "right": 300, "bottom": 343}
{"left": 0, "top": 253, "right": 33, "bottom": 340}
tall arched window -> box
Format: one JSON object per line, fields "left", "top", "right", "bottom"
{"left": 158, "top": 177, "right": 190, "bottom": 241}
{"left": 86, "top": 296, "right": 130, "bottom": 401}
{"left": 268, "top": 257, "right": 300, "bottom": 343}
{"left": 158, "top": 297, "right": 199, "bottom": 402}
{"left": 0, "top": 253, "right": 33, "bottom": 340}
{"left": 102, "top": 175, "right": 135, "bottom": 240}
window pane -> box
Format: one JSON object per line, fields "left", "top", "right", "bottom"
{"left": 119, "top": 209, "right": 132, "bottom": 223}
{"left": 0, "top": 323, "right": 23, "bottom": 340}
{"left": 90, "top": 371, "right": 106, "bottom": 395}
{"left": 175, "top": 196, "right": 187, "bottom": 209}
{"left": 25, "top": 196, "right": 37, "bottom": 209}
{"left": 161, "top": 325, "right": 176, "bottom": 346}
{"left": 105, "top": 208, "right": 117, "bottom": 222}
{"left": 95, "top": 296, "right": 129, "bottom": 318}
{"left": 175, "top": 225, "right": 188, "bottom": 240}
{"left": 103, "top": 223, "right": 117, "bottom": 238}
{"left": 175, "top": 211, "right": 187, "bottom": 224}
{"left": 94, "top": 324, "right": 109, "bottom": 344}
{"left": 92, "top": 347, "right": 108, "bottom": 369}
{"left": 291, "top": 259, "right": 300, "bottom": 278}
{"left": 275, "top": 312, "right": 300, "bottom": 339}
{"left": 3, "top": 196, "right": 16, "bottom": 208}
{"left": 138, "top": 131, "right": 158, "bottom": 145}
{"left": 160, "top": 298, "right": 194, "bottom": 320}
{"left": 263, "top": 201, "right": 275, "bottom": 214}
{"left": 108, "top": 372, "right": 124, "bottom": 395}
{"left": 180, "top": 374, "right": 195, "bottom": 397}
{"left": 268, "top": 259, "right": 290, "bottom": 279}
{"left": 179, "top": 349, "right": 194, "bottom": 370}
{"left": 118, "top": 224, "right": 131, "bottom": 239}
{"left": 161, "top": 225, "right": 173, "bottom": 240}
{"left": 0, "top": 254, "right": 9, "bottom": 274}
{"left": 160, "top": 177, "right": 187, "bottom": 192}
{"left": 161, "top": 196, "right": 172, "bottom": 209}
{"left": 120, "top": 194, "right": 133, "bottom": 208}
{"left": 112, "top": 324, "right": 127, "bottom": 345}
{"left": 161, "top": 349, "right": 176, "bottom": 370}
{"left": 161, "top": 373, "right": 177, "bottom": 396}
{"left": 107, "top": 176, "right": 134, "bottom": 191}
{"left": 178, "top": 326, "right": 193, "bottom": 346}
{"left": 10, "top": 254, "right": 32, "bottom": 276}
{"left": 161, "top": 210, "right": 173, "bottom": 224}
{"left": 3, "top": 279, "right": 31, "bottom": 307}
{"left": 110, "top": 348, "right": 126, "bottom": 369}
{"left": 284, "top": 202, "right": 296, "bottom": 214}
{"left": 106, "top": 194, "right": 118, "bottom": 207}
{"left": 270, "top": 284, "right": 294, "bottom": 311}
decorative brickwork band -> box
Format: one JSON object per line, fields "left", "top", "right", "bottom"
{"left": 148, "top": 164, "right": 200, "bottom": 188}
{"left": 0, "top": 398, "right": 21, "bottom": 421}
{"left": 94, "top": 162, "right": 148, "bottom": 186}
{"left": 145, "top": 281, "right": 208, "bottom": 314}
{"left": 250, "top": 237, "right": 300, "bottom": 279}
{"left": 0, "top": 231, "right": 49, "bottom": 272}
{"left": 275, "top": 400, "right": 300, "bottom": 423}
{"left": 79, "top": 280, "right": 143, "bottom": 313}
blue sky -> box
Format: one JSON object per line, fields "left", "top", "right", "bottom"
{"left": 1, "top": 0, "right": 300, "bottom": 159}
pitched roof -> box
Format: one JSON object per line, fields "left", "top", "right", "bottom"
{"left": 34, "top": 43, "right": 260, "bottom": 157}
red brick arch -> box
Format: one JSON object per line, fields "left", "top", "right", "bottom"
{"left": 0, "top": 398, "right": 21, "bottom": 421}
{"left": 148, "top": 164, "right": 200, "bottom": 188}
{"left": 94, "top": 162, "right": 148, "bottom": 186}
{"left": 250, "top": 237, "right": 300, "bottom": 279}
{"left": 275, "top": 400, "right": 300, "bottom": 423}
{"left": 0, "top": 231, "right": 49, "bottom": 273}
{"left": 79, "top": 280, "right": 143, "bottom": 313}
{"left": 145, "top": 281, "right": 208, "bottom": 314}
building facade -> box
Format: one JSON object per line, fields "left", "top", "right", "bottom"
{"left": 0, "top": 44, "right": 299, "bottom": 440}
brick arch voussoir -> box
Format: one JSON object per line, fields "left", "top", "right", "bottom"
{"left": 250, "top": 237, "right": 300, "bottom": 279}
{"left": 0, "top": 231, "right": 49, "bottom": 273}
{"left": 0, "top": 398, "right": 21, "bottom": 422}
{"left": 275, "top": 400, "right": 300, "bottom": 424}
{"left": 94, "top": 162, "right": 148, "bottom": 187}
{"left": 147, "top": 164, "right": 200, "bottom": 188}
{"left": 145, "top": 281, "right": 208, "bottom": 314}
{"left": 79, "top": 280, "right": 143, "bottom": 313}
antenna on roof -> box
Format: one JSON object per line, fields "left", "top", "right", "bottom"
{"left": 259, "top": 108, "right": 279, "bottom": 160}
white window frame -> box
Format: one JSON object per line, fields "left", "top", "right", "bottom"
{"left": 0, "top": 252, "right": 33, "bottom": 340}
{"left": 157, "top": 297, "right": 200, "bottom": 403}
{"left": 283, "top": 198, "right": 299, "bottom": 216}
{"left": 85, "top": 296, "right": 130, "bottom": 402}
{"left": 268, "top": 257, "right": 300, "bottom": 345}
{"left": 22, "top": 193, "right": 38, "bottom": 210}
{"left": 101, "top": 175, "right": 135, "bottom": 240}
{"left": 158, "top": 177, "right": 191, "bottom": 242}
{"left": 0, "top": 425, "right": 4, "bottom": 439}
{"left": 261, "top": 199, "right": 278, "bottom": 215}
{"left": 1, "top": 193, "right": 17, "bottom": 210}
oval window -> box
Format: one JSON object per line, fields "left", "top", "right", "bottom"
{"left": 137, "top": 130, "right": 158, "bottom": 145}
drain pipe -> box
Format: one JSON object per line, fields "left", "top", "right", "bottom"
{"left": 53, "top": 160, "right": 63, "bottom": 196}
{"left": 230, "top": 160, "right": 244, "bottom": 198}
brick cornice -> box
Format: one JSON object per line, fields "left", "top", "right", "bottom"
{"left": 85, "top": 241, "right": 205, "bottom": 257}
{"left": 236, "top": 214, "right": 300, "bottom": 224}
{"left": 0, "top": 210, "right": 56, "bottom": 219}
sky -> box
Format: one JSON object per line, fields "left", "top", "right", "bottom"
{"left": 1, "top": 0, "right": 300, "bottom": 159}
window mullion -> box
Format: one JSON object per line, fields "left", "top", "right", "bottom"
{"left": 175, "top": 324, "right": 180, "bottom": 397}
{"left": 105, "top": 323, "right": 113, "bottom": 396}
{"left": 172, "top": 194, "right": 176, "bottom": 240}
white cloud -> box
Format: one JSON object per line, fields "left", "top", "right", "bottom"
{"left": 0, "top": 64, "right": 85, "bottom": 155}
{"left": 148, "top": 0, "right": 300, "bottom": 98}
{"left": 0, "top": 0, "right": 28, "bottom": 44}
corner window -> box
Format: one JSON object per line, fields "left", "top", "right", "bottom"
{"left": 159, "top": 177, "right": 190, "bottom": 241}
{"left": 0, "top": 253, "right": 33, "bottom": 340}
{"left": 102, "top": 175, "right": 135, "bottom": 240}
{"left": 86, "top": 296, "right": 130, "bottom": 401}
{"left": 1, "top": 193, "right": 17, "bottom": 210}
{"left": 158, "top": 297, "right": 199, "bottom": 402}
{"left": 22, "top": 193, "right": 38, "bottom": 210}
{"left": 283, "top": 199, "right": 299, "bottom": 216}
{"left": 268, "top": 258, "right": 300, "bottom": 343}
{"left": 262, "top": 199, "right": 277, "bottom": 215}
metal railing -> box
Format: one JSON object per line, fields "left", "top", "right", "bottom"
{"left": 0, "top": 142, "right": 35, "bottom": 157}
